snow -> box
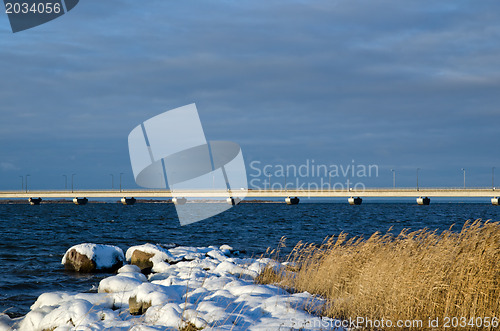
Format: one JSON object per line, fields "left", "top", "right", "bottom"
{"left": 11, "top": 244, "right": 342, "bottom": 330}
{"left": 99, "top": 274, "right": 145, "bottom": 293}
{"left": 133, "top": 282, "right": 183, "bottom": 306}
{"left": 0, "top": 314, "right": 15, "bottom": 330}
{"left": 16, "top": 292, "right": 115, "bottom": 331}
{"left": 61, "top": 243, "right": 125, "bottom": 270}
{"left": 117, "top": 264, "right": 141, "bottom": 274}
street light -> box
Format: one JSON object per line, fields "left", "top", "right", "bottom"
{"left": 347, "top": 171, "right": 351, "bottom": 191}
{"left": 390, "top": 169, "right": 395, "bottom": 188}
{"left": 493, "top": 167, "right": 495, "bottom": 190}
{"left": 120, "top": 173, "right": 124, "bottom": 192}
{"left": 19, "top": 176, "right": 24, "bottom": 191}
{"left": 110, "top": 174, "right": 114, "bottom": 189}
{"left": 416, "top": 168, "right": 420, "bottom": 191}
{"left": 71, "top": 173, "right": 76, "bottom": 193}
{"left": 266, "top": 171, "right": 271, "bottom": 191}
{"left": 25, "top": 174, "right": 30, "bottom": 193}
{"left": 461, "top": 168, "right": 466, "bottom": 189}
{"left": 62, "top": 175, "right": 67, "bottom": 190}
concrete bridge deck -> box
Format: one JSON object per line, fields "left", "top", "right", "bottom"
{"left": 0, "top": 188, "right": 497, "bottom": 199}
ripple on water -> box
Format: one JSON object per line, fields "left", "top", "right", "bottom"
{"left": 1, "top": 202, "right": 499, "bottom": 316}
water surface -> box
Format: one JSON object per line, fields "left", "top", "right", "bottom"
{"left": 1, "top": 202, "right": 499, "bottom": 316}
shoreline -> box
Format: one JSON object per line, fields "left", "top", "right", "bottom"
{"left": 0, "top": 243, "right": 332, "bottom": 331}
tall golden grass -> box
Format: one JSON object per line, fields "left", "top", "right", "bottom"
{"left": 257, "top": 220, "right": 500, "bottom": 329}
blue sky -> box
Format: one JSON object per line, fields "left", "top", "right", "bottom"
{"left": 0, "top": 0, "right": 499, "bottom": 191}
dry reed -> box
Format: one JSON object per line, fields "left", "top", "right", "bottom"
{"left": 257, "top": 220, "right": 500, "bottom": 329}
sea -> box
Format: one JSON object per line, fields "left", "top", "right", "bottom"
{"left": 1, "top": 201, "right": 499, "bottom": 317}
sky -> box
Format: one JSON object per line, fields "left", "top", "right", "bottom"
{"left": 0, "top": 0, "right": 499, "bottom": 191}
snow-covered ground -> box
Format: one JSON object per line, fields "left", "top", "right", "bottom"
{"left": 1, "top": 244, "right": 341, "bottom": 331}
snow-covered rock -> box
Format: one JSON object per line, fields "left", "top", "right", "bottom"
{"left": 61, "top": 243, "right": 124, "bottom": 272}
{"left": 17, "top": 292, "right": 114, "bottom": 331}
{"left": 16, "top": 244, "right": 340, "bottom": 331}
{"left": 117, "top": 264, "right": 142, "bottom": 274}
{"left": 98, "top": 275, "right": 145, "bottom": 293}
{"left": 126, "top": 243, "right": 177, "bottom": 272}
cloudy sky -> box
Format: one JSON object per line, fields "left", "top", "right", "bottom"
{"left": 0, "top": 0, "right": 499, "bottom": 191}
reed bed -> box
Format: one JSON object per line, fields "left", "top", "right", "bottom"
{"left": 257, "top": 220, "right": 500, "bottom": 329}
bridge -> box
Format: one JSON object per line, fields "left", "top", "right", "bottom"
{"left": 0, "top": 188, "right": 498, "bottom": 205}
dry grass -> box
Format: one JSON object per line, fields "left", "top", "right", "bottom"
{"left": 179, "top": 321, "right": 203, "bottom": 331}
{"left": 257, "top": 220, "right": 500, "bottom": 328}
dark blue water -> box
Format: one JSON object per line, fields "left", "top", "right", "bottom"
{"left": 1, "top": 202, "right": 499, "bottom": 317}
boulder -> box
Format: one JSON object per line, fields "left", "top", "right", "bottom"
{"left": 63, "top": 249, "right": 96, "bottom": 272}
{"left": 62, "top": 243, "right": 125, "bottom": 273}
{"left": 130, "top": 250, "right": 155, "bottom": 273}
{"left": 126, "top": 244, "right": 176, "bottom": 273}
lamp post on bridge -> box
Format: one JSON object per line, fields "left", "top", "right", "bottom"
{"left": 25, "top": 174, "right": 30, "bottom": 193}
{"left": 347, "top": 171, "right": 351, "bottom": 191}
{"left": 266, "top": 171, "right": 271, "bottom": 191}
{"left": 62, "top": 175, "right": 67, "bottom": 190}
{"left": 416, "top": 168, "right": 420, "bottom": 191}
{"left": 461, "top": 168, "right": 466, "bottom": 189}
{"left": 493, "top": 167, "right": 495, "bottom": 190}
{"left": 119, "top": 173, "right": 123, "bottom": 192}
{"left": 71, "top": 174, "right": 76, "bottom": 193}
{"left": 19, "top": 176, "right": 24, "bottom": 192}
{"left": 110, "top": 174, "right": 114, "bottom": 190}
{"left": 390, "top": 169, "right": 395, "bottom": 188}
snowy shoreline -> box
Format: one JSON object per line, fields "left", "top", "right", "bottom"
{"left": 0, "top": 243, "right": 339, "bottom": 331}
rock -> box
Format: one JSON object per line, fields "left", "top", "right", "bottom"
{"left": 62, "top": 243, "right": 125, "bottom": 273}
{"left": 126, "top": 244, "right": 177, "bottom": 273}
{"left": 130, "top": 250, "right": 155, "bottom": 273}
{"left": 128, "top": 295, "right": 151, "bottom": 315}
{"left": 63, "top": 249, "right": 97, "bottom": 272}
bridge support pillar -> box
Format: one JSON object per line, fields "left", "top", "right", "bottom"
{"left": 285, "top": 197, "right": 300, "bottom": 205}
{"left": 226, "top": 197, "right": 241, "bottom": 205}
{"left": 417, "top": 197, "right": 430, "bottom": 205}
{"left": 73, "top": 198, "right": 88, "bottom": 205}
{"left": 121, "top": 197, "right": 136, "bottom": 205}
{"left": 348, "top": 197, "right": 362, "bottom": 205}
{"left": 29, "top": 198, "right": 42, "bottom": 205}
{"left": 492, "top": 197, "right": 499, "bottom": 205}
{"left": 172, "top": 197, "right": 187, "bottom": 205}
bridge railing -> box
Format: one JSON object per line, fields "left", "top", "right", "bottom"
{"left": 0, "top": 187, "right": 497, "bottom": 193}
